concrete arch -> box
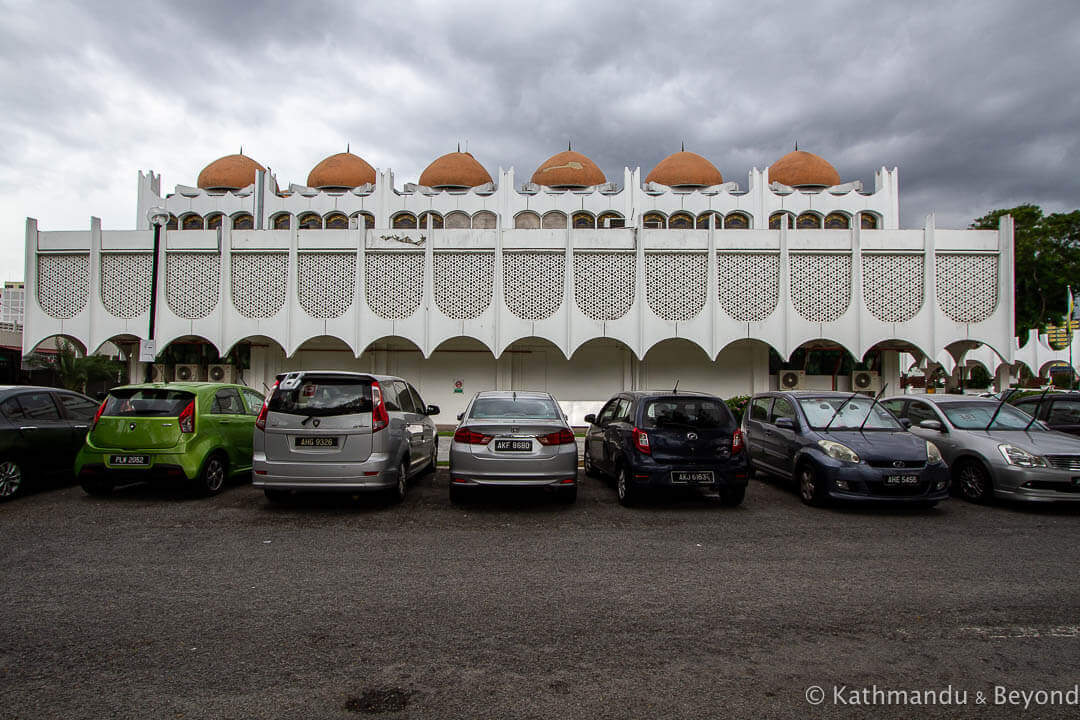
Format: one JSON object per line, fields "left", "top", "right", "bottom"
{"left": 360, "top": 335, "right": 423, "bottom": 357}
{"left": 568, "top": 336, "right": 636, "bottom": 362}
{"left": 512, "top": 210, "right": 540, "bottom": 229}
{"left": 323, "top": 211, "right": 348, "bottom": 230}
{"left": 785, "top": 336, "right": 860, "bottom": 364}
{"left": 221, "top": 334, "right": 287, "bottom": 360}
{"left": 297, "top": 211, "right": 322, "bottom": 230}
{"left": 642, "top": 335, "right": 711, "bottom": 361}
{"left": 668, "top": 211, "right": 695, "bottom": 229}
{"left": 715, "top": 336, "right": 783, "bottom": 362}
{"left": 858, "top": 337, "right": 932, "bottom": 365}
{"left": 29, "top": 333, "right": 88, "bottom": 357}
{"left": 89, "top": 333, "right": 139, "bottom": 358}
{"left": 288, "top": 333, "right": 359, "bottom": 358}
{"left": 179, "top": 212, "right": 204, "bottom": 230}
{"left": 502, "top": 336, "right": 570, "bottom": 362}
{"left": 270, "top": 211, "right": 292, "bottom": 230}
{"left": 230, "top": 211, "right": 254, "bottom": 230}
{"left": 156, "top": 333, "right": 223, "bottom": 359}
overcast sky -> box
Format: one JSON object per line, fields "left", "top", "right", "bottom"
{"left": 2, "top": 0, "right": 1078, "bottom": 280}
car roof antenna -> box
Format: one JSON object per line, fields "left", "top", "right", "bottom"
{"left": 673, "top": 379, "right": 679, "bottom": 394}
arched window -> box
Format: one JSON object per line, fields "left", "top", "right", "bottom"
{"left": 597, "top": 211, "right": 625, "bottom": 229}
{"left": 298, "top": 212, "right": 322, "bottom": 230}
{"left": 769, "top": 211, "right": 793, "bottom": 230}
{"left": 541, "top": 211, "right": 567, "bottom": 229}
{"left": 166, "top": 214, "right": 179, "bottom": 231}
{"left": 351, "top": 211, "right": 375, "bottom": 230}
{"left": 181, "top": 213, "right": 204, "bottom": 231}
{"left": 472, "top": 211, "right": 497, "bottom": 229}
{"left": 271, "top": 213, "right": 291, "bottom": 230}
{"left": 796, "top": 212, "right": 822, "bottom": 229}
{"left": 668, "top": 212, "right": 695, "bottom": 229}
{"left": 206, "top": 213, "right": 224, "bottom": 230}
{"left": 514, "top": 211, "right": 540, "bottom": 229}
{"left": 643, "top": 212, "right": 667, "bottom": 229}
{"left": 324, "top": 212, "right": 348, "bottom": 230}
{"left": 725, "top": 212, "right": 751, "bottom": 229}
{"left": 232, "top": 213, "right": 254, "bottom": 230}
{"left": 824, "top": 212, "right": 850, "bottom": 229}
{"left": 696, "top": 212, "right": 721, "bottom": 229}
{"left": 571, "top": 211, "right": 595, "bottom": 229}
{"left": 860, "top": 212, "right": 880, "bottom": 230}
{"left": 392, "top": 212, "right": 417, "bottom": 229}
{"left": 445, "top": 211, "right": 470, "bottom": 229}
{"left": 417, "top": 211, "right": 443, "bottom": 229}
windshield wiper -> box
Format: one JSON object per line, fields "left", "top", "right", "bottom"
{"left": 825, "top": 391, "right": 861, "bottom": 430}
{"left": 301, "top": 415, "right": 316, "bottom": 425}
{"left": 1023, "top": 387, "right": 1051, "bottom": 431}
{"left": 984, "top": 388, "right": 1019, "bottom": 431}
{"left": 858, "top": 383, "right": 889, "bottom": 430}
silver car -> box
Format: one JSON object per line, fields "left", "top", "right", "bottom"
{"left": 882, "top": 393, "right": 1080, "bottom": 503}
{"left": 448, "top": 391, "right": 578, "bottom": 503}
{"left": 253, "top": 371, "right": 439, "bottom": 503}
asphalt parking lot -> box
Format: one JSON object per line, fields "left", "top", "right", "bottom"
{"left": 3, "top": 471, "right": 1080, "bottom": 719}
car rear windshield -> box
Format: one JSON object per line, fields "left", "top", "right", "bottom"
{"left": 268, "top": 376, "right": 373, "bottom": 417}
{"left": 469, "top": 397, "right": 561, "bottom": 419}
{"left": 798, "top": 396, "right": 902, "bottom": 430}
{"left": 941, "top": 402, "right": 1045, "bottom": 430}
{"left": 640, "top": 397, "right": 731, "bottom": 429}
{"left": 103, "top": 389, "right": 195, "bottom": 417}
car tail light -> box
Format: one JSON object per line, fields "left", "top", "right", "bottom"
{"left": 91, "top": 399, "right": 107, "bottom": 429}
{"left": 371, "top": 381, "right": 390, "bottom": 432}
{"left": 536, "top": 429, "right": 576, "bottom": 445}
{"left": 453, "top": 427, "right": 493, "bottom": 445}
{"left": 632, "top": 427, "right": 651, "bottom": 454}
{"left": 255, "top": 379, "right": 277, "bottom": 431}
{"left": 731, "top": 428, "right": 745, "bottom": 455}
{"left": 178, "top": 400, "right": 195, "bottom": 433}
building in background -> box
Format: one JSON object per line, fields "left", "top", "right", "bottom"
{"left": 0, "top": 281, "right": 25, "bottom": 331}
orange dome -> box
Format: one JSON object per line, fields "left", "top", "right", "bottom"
{"left": 645, "top": 150, "right": 723, "bottom": 187}
{"left": 531, "top": 150, "right": 606, "bottom": 187}
{"left": 196, "top": 153, "right": 265, "bottom": 190}
{"left": 307, "top": 152, "right": 376, "bottom": 189}
{"left": 418, "top": 151, "right": 492, "bottom": 188}
{"left": 768, "top": 150, "right": 841, "bottom": 188}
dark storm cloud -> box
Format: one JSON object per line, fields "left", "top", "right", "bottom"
{"left": 2, "top": 0, "right": 1079, "bottom": 275}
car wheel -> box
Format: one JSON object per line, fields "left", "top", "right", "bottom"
{"left": 0, "top": 460, "right": 24, "bottom": 501}
{"left": 264, "top": 488, "right": 291, "bottom": 503}
{"left": 798, "top": 463, "right": 827, "bottom": 507}
{"left": 390, "top": 460, "right": 408, "bottom": 504}
{"left": 616, "top": 466, "right": 636, "bottom": 507}
{"left": 956, "top": 460, "right": 992, "bottom": 503}
{"left": 80, "top": 476, "right": 114, "bottom": 497}
{"left": 720, "top": 484, "right": 746, "bottom": 507}
{"left": 198, "top": 453, "right": 228, "bottom": 496}
{"left": 583, "top": 451, "right": 600, "bottom": 478}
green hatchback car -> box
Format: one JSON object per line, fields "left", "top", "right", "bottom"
{"left": 76, "top": 382, "right": 264, "bottom": 496}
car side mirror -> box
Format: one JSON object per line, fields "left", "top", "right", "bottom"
{"left": 774, "top": 417, "right": 796, "bottom": 430}
{"left": 426, "top": 404, "right": 440, "bottom": 416}
{"left": 584, "top": 413, "right": 597, "bottom": 425}
{"left": 456, "top": 412, "right": 464, "bottom": 421}
{"left": 899, "top": 418, "right": 912, "bottom": 429}
{"left": 918, "top": 419, "right": 944, "bottom": 431}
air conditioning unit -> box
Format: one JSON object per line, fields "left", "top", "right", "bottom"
{"left": 851, "top": 370, "right": 880, "bottom": 394}
{"left": 174, "top": 364, "right": 205, "bottom": 382}
{"left": 207, "top": 364, "right": 236, "bottom": 384}
{"left": 779, "top": 370, "right": 806, "bottom": 390}
{"left": 151, "top": 364, "right": 172, "bottom": 383}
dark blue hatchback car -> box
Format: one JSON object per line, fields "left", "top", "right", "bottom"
{"left": 583, "top": 391, "right": 748, "bottom": 506}
{"left": 742, "top": 391, "right": 950, "bottom": 506}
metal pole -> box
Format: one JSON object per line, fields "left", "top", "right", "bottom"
{"left": 145, "top": 208, "right": 169, "bottom": 382}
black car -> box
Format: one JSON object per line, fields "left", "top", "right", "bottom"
{"left": 0, "top": 385, "right": 100, "bottom": 501}
{"left": 1011, "top": 391, "right": 1080, "bottom": 436}
{"left": 583, "top": 391, "right": 748, "bottom": 506}
{"left": 741, "top": 391, "right": 950, "bottom": 506}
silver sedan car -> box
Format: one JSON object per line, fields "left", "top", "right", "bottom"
{"left": 449, "top": 391, "right": 578, "bottom": 503}
{"left": 882, "top": 393, "right": 1080, "bottom": 503}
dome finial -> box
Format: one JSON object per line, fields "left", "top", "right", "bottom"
{"left": 239, "top": 145, "right": 243, "bottom": 156}
{"left": 457, "top": 141, "right": 461, "bottom": 153}
{"left": 568, "top": 139, "right": 572, "bottom": 151}
{"left": 681, "top": 141, "right": 685, "bottom": 152}
{"left": 346, "top": 142, "right": 350, "bottom": 154}
{"left": 794, "top": 140, "right": 798, "bottom": 152}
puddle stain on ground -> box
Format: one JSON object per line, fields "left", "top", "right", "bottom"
{"left": 345, "top": 688, "right": 412, "bottom": 714}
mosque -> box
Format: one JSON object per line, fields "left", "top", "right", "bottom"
{"left": 23, "top": 143, "right": 1055, "bottom": 418}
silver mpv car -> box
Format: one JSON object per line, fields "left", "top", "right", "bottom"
{"left": 449, "top": 391, "right": 578, "bottom": 503}
{"left": 253, "top": 371, "right": 439, "bottom": 502}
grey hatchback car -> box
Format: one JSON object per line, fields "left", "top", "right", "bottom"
{"left": 882, "top": 393, "right": 1080, "bottom": 503}
{"left": 253, "top": 371, "right": 439, "bottom": 502}
{"left": 448, "top": 391, "right": 578, "bottom": 503}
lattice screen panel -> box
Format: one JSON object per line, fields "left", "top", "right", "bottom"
{"left": 718, "top": 254, "right": 779, "bottom": 322}
{"left": 862, "top": 255, "right": 923, "bottom": 323}
{"left": 298, "top": 253, "right": 355, "bottom": 319}
{"left": 504, "top": 252, "right": 565, "bottom": 320}
{"left": 37, "top": 254, "right": 89, "bottom": 319}
{"left": 574, "top": 253, "right": 635, "bottom": 321}
{"left": 365, "top": 252, "right": 424, "bottom": 320}
{"left": 790, "top": 254, "right": 852, "bottom": 323}
{"left": 231, "top": 253, "right": 288, "bottom": 319}
{"left": 646, "top": 253, "right": 706, "bottom": 321}
{"left": 434, "top": 252, "right": 494, "bottom": 320}
{"left": 936, "top": 254, "right": 998, "bottom": 323}
{"left": 166, "top": 253, "right": 221, "bottom": 319}
{"left": 100, "top": 253, "right": 153, "bottom": 318}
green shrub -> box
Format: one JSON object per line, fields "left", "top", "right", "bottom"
{"left": 726, "top": 395, "right": 751, "bottom": 422}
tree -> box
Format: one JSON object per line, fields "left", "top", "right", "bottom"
{"left": 972, "top": 204, "right": 1080, "bottom": 337}
{"left": 30, "top": 339, "right": 122, "bottom": 393}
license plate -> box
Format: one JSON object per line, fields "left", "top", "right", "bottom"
{"left": 672, "top": 470, "right": 714, "bottom": 484}
{"left": 295, "top": 437, "right": 338, "bottom": 448}
{"left": 885, "top": 475, "right": 919, "bottom": 486}
{"left": 494, "top": 439, "right": 532, "bottom": 452}
{"left": 109, "top": 455, "right": 148, "bottom": 466}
